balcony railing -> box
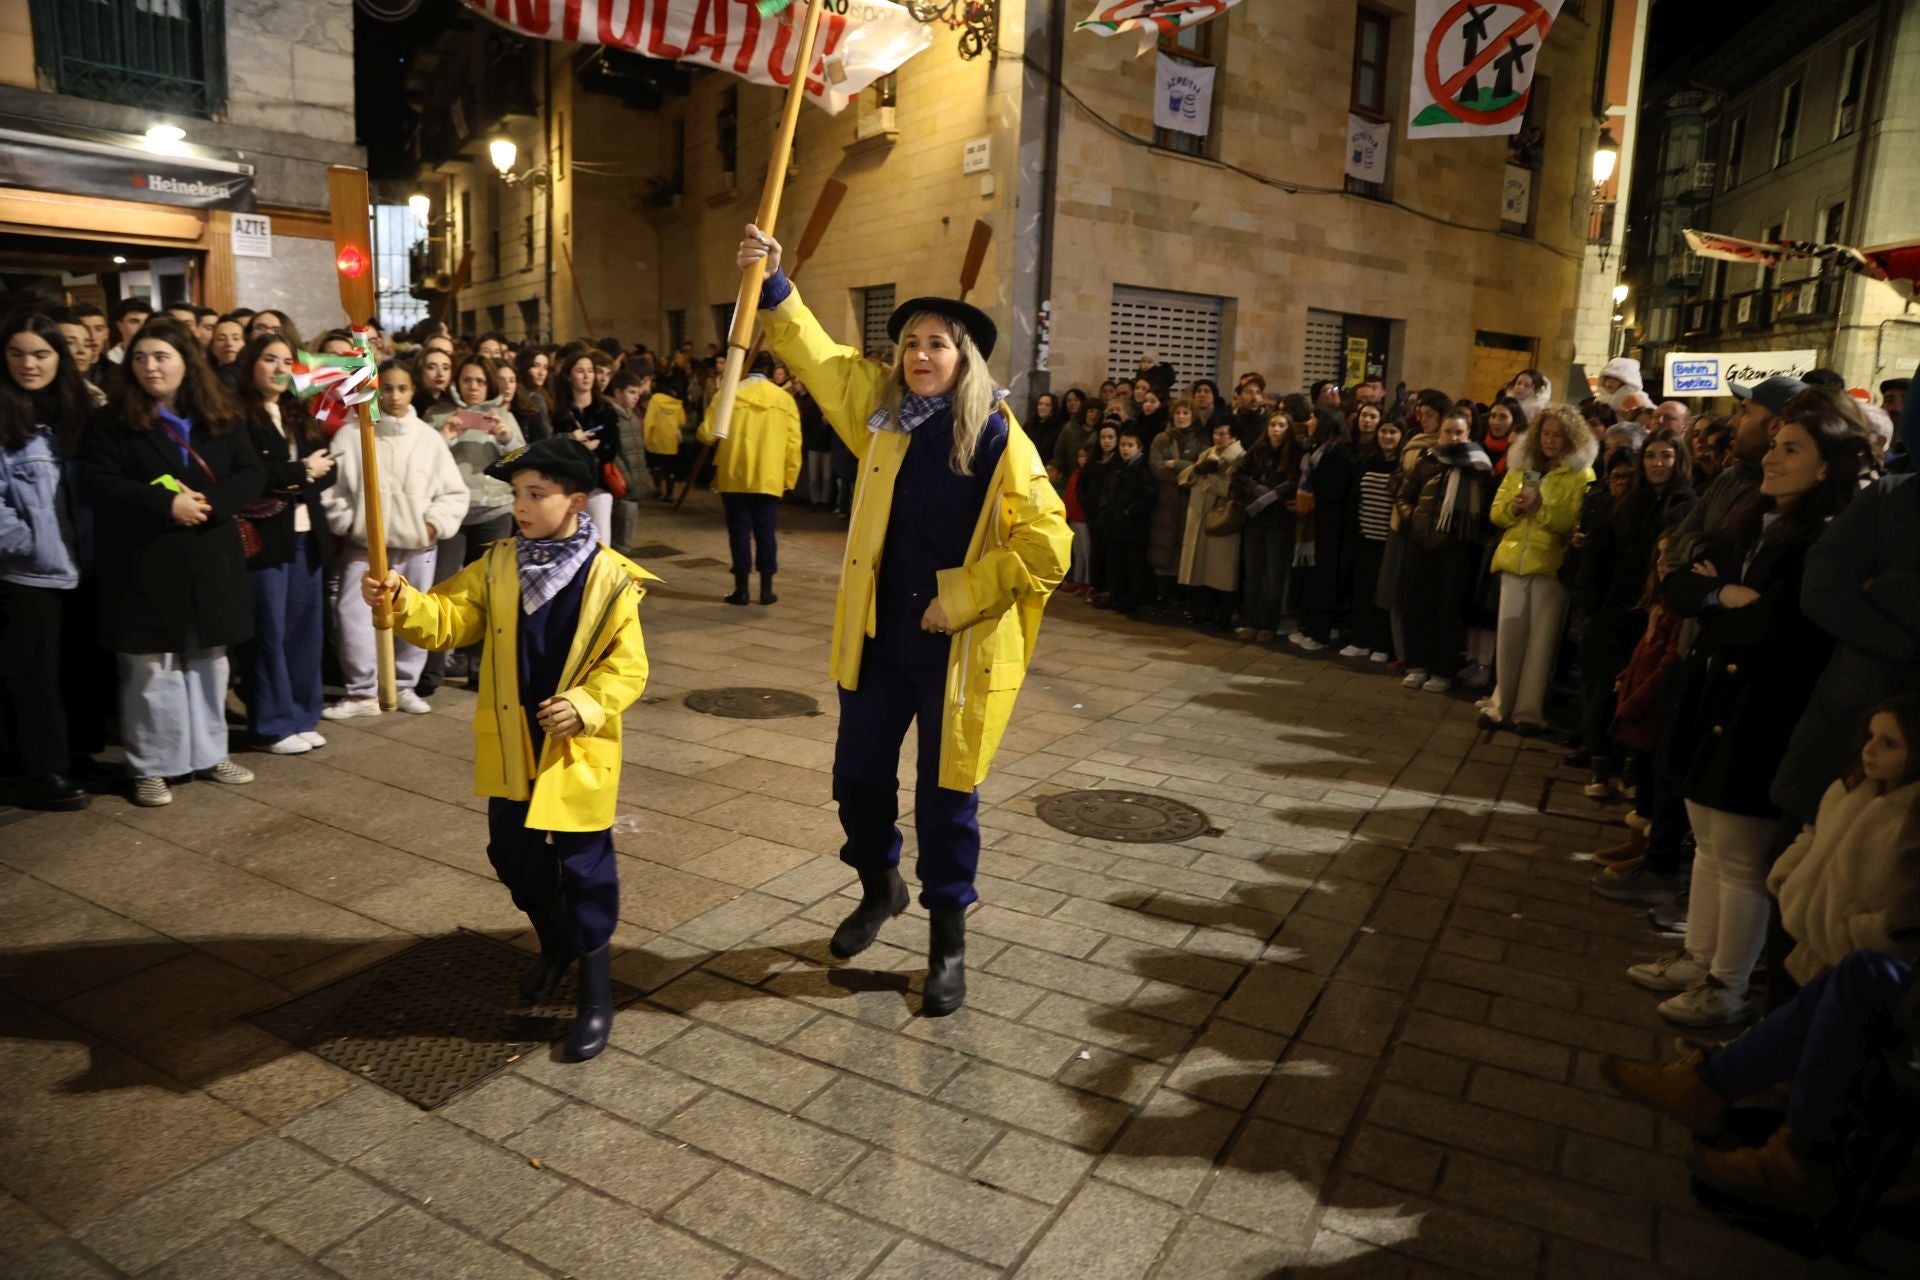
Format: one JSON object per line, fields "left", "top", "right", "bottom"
{"left": 30, "top": 0, "right": 227, "bottom": 117}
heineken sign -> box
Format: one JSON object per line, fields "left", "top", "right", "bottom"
{"left": 0, "top": 119, "right": 256, "bottom": 211}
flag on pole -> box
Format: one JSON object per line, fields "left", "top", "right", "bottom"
{"left": 461, "top": 0, "right": 930, "bottom": 114}
{"left": 1408, "top": 0, "right": 1565, "bottom": 140}
{"left": 1686, "top": 229, "right": 1920, "bottom": 302}
{"left": 1076, "top": 0, "right": 1242, "bottom": 57}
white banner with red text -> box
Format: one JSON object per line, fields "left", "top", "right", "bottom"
{"left": 460, "top": 0, "right": 931, "bottom": 114}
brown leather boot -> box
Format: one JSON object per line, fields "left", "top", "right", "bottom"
{"left": 1590, "top": 826, "right": 1648, "bottom": 871}
{"left": 1599, "top": 1050, "right": 1728, "bottom": 1133}
{"left": 1688, "top": 1128, "right": 1837, "bottom": 1215}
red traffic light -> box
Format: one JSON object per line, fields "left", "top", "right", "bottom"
{"left": 335, "top": 245, "right": 367, "bottom": 278}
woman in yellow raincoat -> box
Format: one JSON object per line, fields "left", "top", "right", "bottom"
{"left": 738, "top": 224, "right": 1070, "bottom": 1016}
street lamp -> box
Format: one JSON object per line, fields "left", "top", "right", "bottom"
{"left": 1612, "top": 283, "right": 1630, "bottom": 304}
{"left": 407, "top": 193, "right": 432, "bottom": 226}
{"left": 1591, "top": 127, "right": 1619, "bottom": 187}
{"left": 143, "top": 123, "right": 187, "bottom": 155}
{"left": 488, "top": 135, "right": 548, "bottom": 188}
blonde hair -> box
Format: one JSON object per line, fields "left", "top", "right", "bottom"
{"left": 877, "top": 311, "right": 997, "bottom": 475}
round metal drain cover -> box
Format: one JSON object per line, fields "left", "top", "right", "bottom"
{"left": 684, "top": 687, "right": 820, "bottom": 719}
{"left": 1035, "top": 790, "right": 1210, "bottom": 843}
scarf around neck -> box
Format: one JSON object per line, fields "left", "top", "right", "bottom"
{"left": 869, "top": 391, "right": 951, "bottom": 435}
{"left": 1434, "top": 441, "right": 1492, "bottom": 536}
{"left": 517, "top": 512, "right": 598, "bottom": 614}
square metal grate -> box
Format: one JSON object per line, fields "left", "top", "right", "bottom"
{"left": 248, "top": 930, "right": 636, "bottom": 1109}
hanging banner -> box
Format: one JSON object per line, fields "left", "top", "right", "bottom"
{"left": 1077, "top": 0, "right": 1242, "bottom": 57}
{"left": 1664, "top": 349, "right": 1819, "bottom": 398}
{"left": 1686, "top": 228, "right": 1920, "bottom": 303}
{"left": 1409, "top": 0, "right": 1565, "bottom": 140}
{"left": 459, "top": 0, "right": 931, "bottom": 114}
{"left": 1500, "top": 164, "right": 1531, "bottom": 220}
{"left": 1153, "top": 53, "right": 1216, "bottom": 136}
{"left": 1346, "top": 114, "right": 1388, "bottom": 182}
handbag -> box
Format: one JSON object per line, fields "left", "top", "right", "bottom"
{"left": 1203, "top": 498, "right": 1247, "bottom": 537}
{"left": 169, "top": 430, "right": 283, "bottom": 558}
{"left": 602, "top": 460, "right": 629, "bottom": 499}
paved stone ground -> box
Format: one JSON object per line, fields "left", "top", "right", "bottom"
{"left": 1, "top": 497, "right": 1905, "bottom": 1279}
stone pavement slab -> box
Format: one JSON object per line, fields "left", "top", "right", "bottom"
{"left": 0, "top": 498, "right": 1882, "bottom": 1279}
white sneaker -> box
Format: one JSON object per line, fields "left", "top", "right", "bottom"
{"left": 322, "top": 698, "right": 381, "bottom": 720}
{"left": 1337, "top": 644, "right": 1368, "bottom": 658}
{"left": 1658, "top": 977, "right": 1753, "bottom": 1028}
{"left": 1628, "top": 950, "right": 1707, "bottom": 992}
{"left": 299, "top": 730, "right": 327, "bottom": 749}
{"left": 202, "top": 759, "right": 254, "bottom": 785}
{"left": 1422, "top": 676, "right": 1452, "bottom": 693}
{"left": 263, "top": 735, "right": 312, "bottom": 755}
{"left": 1291, "top": 633, "right": 1326, "bottom": 652}
{"left": 1369, "top": 651, "right": 1390, "bottom": 663}
{"left": 1401, "top": 669, "right": 1428, "bottom": 688}
{"left": 131, "top": 777, "right": 173, "bottom": 807}
{"left": 395, "top": 690, "right": 432, "bottom": 715}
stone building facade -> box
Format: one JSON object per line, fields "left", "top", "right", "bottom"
{"left": 421, "top": 1, "right": 1627, "bottom": 403}
{"left": 0, "top": 0, "right": 362, "bottom": 332}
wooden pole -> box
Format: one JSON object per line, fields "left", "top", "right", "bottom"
{"left": 675, "top": 177, "right": 846, "bottom": 511}
{"left": 705, "top": 0, "right": 831, "bottom": 447}
{"left": 326, "top": 167, "right": 398, "bottom": 712}
{"left": 958, "top": 220, "right": 992, "bottom": 302}
{"left": 561, "top": 241, "right": 594, "bottom": 336}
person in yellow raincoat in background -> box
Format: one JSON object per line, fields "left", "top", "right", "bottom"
{"left": 738, "top": 223, "right": 1071, "bottom": 1016}
{"left": 699, "top": 350, "right": 801, "bottom": 605}
{"left": 641, "top": 375, "right": 687, "bottom": 502}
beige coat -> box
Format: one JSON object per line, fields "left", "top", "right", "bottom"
{"left": 1767, "top": 778, "right": 1920, "bottom": 984}
{"left": 1177, "top": 439, "right": 1244, "bottom": 591}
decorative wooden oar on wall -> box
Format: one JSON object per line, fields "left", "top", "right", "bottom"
{"left": 959, "top": 219, "right": 992, "bottom": 302}
{"left": 674, "top": 174, "right": 846, "bottom": 510}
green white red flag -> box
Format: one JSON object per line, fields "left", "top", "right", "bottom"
{"left": 1076, "top": 0, "right": 1242, "bottom": 57}
{"left": 459, "top": 0, "right": 930, "bottom": 114}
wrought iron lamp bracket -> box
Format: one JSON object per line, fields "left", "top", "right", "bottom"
{"left": 905, "top": 0, "right": 998, "bottom": 61}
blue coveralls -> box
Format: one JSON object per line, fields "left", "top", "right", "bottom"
{"left": 833, "top": 411, "right": 1008, "bottom": 913}
{"left": 484, "top": 558, "right": 621, "bottom": 952}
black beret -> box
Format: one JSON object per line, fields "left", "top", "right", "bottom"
{"left": 888, "top": 296, "right": 996, "bottom": 360}
{"left": 485, "top": 437, "right": 597, "bottom": 490}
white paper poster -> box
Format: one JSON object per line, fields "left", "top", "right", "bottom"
{"left": 1346, "top": 114, "right": 1388, "bottom": 182}
{"left": 1500, "top": 165, "right": 1532, "bottom": 220}
{"left": 1664, "top": 349, "right": 1819, "bottom": 397}
{"left": 1409, "top": 0, "right": 1565, "bottom": 140}
{"left": 1154, "top": 53, "right": 1215, "bottom": 137}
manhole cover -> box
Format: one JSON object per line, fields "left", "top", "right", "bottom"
{"left": 1035, "top": 790, "right": 1211, "bottom": 843}
{"left": 685, "top": 687, "right": 820, "bottom": 718}
{"left": 247, "top": 931, "right": 637, "bottom": 1110}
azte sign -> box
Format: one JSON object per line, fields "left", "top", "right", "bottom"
{"left": 463, "top": 0, "right": 931, "bottom": 114}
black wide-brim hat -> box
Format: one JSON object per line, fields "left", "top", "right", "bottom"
{"left": 888, "top": 296, "right": 996, "bottom": 360}
{"left": 485, "top": 437, "right": 598, "bottom": 490}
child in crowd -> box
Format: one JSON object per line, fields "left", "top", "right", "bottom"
{"left": 1395, "top": 409, "right": 1492, "bottom": 692}
{"left": 1099, "top": 426, "right": 1157, "bottom": 613}
{"left": 362, "top": 437, "right": 655, "bottom": 1062}
{"left": 1062, "top": 445, "right": 1092, "bottom": 595}
{"left": 1767, "top": 695, "right": 1920, "bottom": 985}
{"left": 1078, "top": 420, "right": 1119, "bottom": 603}
{"left": 322, "top": 360, "right": 469, "bottom": 719}
{"left": 642, "top": 373, "right": 686, "bottom": 501}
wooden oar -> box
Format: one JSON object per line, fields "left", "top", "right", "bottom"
{"left": 561, "top": 241, "right": 593, "bottom": 335}
{"left": 326, "top": 166, "right": 397, "bottom": 711}
{"left": 674, "top": 175, "right": 846, "bottom": 511}
{"left": 958, "top": 219, "right": 992, "bottom": 301}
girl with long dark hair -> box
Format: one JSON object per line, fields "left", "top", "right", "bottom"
{"left": 232, "top": 332, "right": 336, "bottom": 754}
{"left": 552, "top": 350, "right": 623, "bottom": 535}
{"left": 1291, "top": 405, "right": 1357, "bottom": 650}
{"left": 78, "top": 318, "right": 265, "bottom": 806}
{"left": 1233, "top": 408, "right": 1298, "bottom": 642}
{"left": 0, "top": 313, "right": 95, "bottom": 808}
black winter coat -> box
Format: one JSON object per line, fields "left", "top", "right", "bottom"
{"left": 242, "top": 404, "right": 337, "bottom": 568}
{"left": 1578, "top": 482, "right": 1695, "bottom": 663}
{"left": 1660, "top": 529, "right": 1831, "bottom": 818}
{"left": 552, "top": 398, "right": 623, "bottom": 488}
{"left": 1077, "top": 453, "right": 1118, "bottom": 526}
{"left": 1099, "top": 453, "right": 1157, "bottom": 541}
{"left": 79, "top": 409, "right": 265, "bottom": 653}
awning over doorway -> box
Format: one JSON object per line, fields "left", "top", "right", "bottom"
{"left": 0, "top": 112, "right": 255, "bottom": 211}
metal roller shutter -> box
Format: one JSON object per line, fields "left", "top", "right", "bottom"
{"left": 1107, "top": 285, "right": 1223, "bottom": 386}
{"left": 860, "top": 285, "right": 896, "bottom": 359}
{"left": 1302, "top": 309, "right": 1344, "bottom": 392}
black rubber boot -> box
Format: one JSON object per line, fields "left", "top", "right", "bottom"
{"left": 829, "top": 866, "right": 909, "bottom": 959}
{"left": 563, "top": 943, "right": 613, "bottom": 1061}
{"left": 518, "top": 900, "right": 576, "bottom": 1005}
{"left": 922, "top": 909, "right": 966, "bottom": 1017}
{"left": 759, "top": 572, "right": 777, "bottom": 605}
{"left": 724, "top": 572, "right": 750, "bottom": 605}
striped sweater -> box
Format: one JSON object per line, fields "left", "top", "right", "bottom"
{"left": 1357, "top": 462, "right": 1396, "bottom": 542}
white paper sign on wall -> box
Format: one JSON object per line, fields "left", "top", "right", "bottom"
{"left": 1500, "top": 165, "right": 1532, "bottom": 221}
{"left": 963, "top": 137, "right": 990, "bottom": 175}
{"left": 231, "top": 212, "right": 272, "bottom": 258}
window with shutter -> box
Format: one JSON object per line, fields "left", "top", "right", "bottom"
{"left": 1107, "top": 285, "right": 1224, "bottom": 386}
{"left": 859, "top": 285, "right": 897, "bottom": 361}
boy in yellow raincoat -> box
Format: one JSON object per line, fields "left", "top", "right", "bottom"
{"left": 361, "top": 437, "right": 655, "bottom": 1061}
{"left": 738, "top": 223, "right": 1071, "bottom": 1017}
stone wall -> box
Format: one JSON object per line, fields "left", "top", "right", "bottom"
{"left": 225, "top": 0, "right": 357, "bottom": 148}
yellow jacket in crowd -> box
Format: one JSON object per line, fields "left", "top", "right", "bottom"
{"left": 1489, "top": 419, "right": 1598, "bottom": 578}
{"left": 642, "top": 394, "right": 686, "bottom": 456}
{"left": 698, "top": 376, "right": 803, "bottom": 497}
{"left": 391, "top": 539, "right": 657, "bottom": 831}
{"left": 760, "top": 282, "right": 1071, "bottom": 792}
